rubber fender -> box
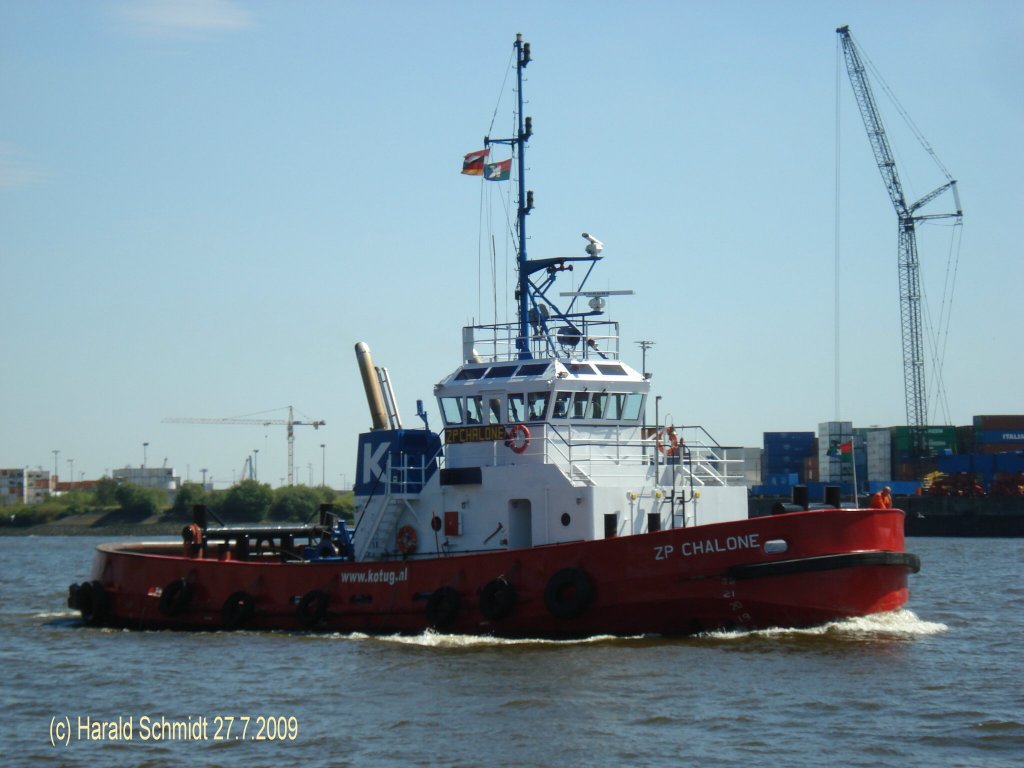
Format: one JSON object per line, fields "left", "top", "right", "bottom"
{"left": 221, "top": 591, "right": 256, "bottom": 630}
{"left": 77, "top": 580, "right": 108, "bottom": 626}
{"left": 158, "top": 578, "right": 194, "bottom": 617}
{"left": 544, "top": 567, "right": 593, "bottom": 619}
{"left": 479, "top": 578, "right": 517, "bottom": 621}
{"left": 296, "top": 589, "right": 329, "bottom": 628}
{"left": 425, "top": 586, "right": 461, "bottom": 630}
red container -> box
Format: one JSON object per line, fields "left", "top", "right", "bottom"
{"left": 973, "top": 415, "right": 1024, "bottom": 430}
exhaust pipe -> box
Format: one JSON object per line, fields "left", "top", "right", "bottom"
{"left": 355, "top": 342, "right": 389, "bottom": 431}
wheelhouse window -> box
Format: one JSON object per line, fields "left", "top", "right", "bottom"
{"left": 465, "top": 396, "right": 484, "bottom": 424}
{"left": 508, "top": 393, "right": 526, "bottom": 422}
{"left": 588, "top": 392, "right": 610, "bottom": 419}
{"left": 484, "top": 365, "right": 518, "bottom": 379}
{"left": 571, "top": 392, "right": 589, "bottom": 419}
{"left": 552, "top": 392, "right": 572, "bottom": 419}
{"left": 622, "top": 393, "right": 643, "bottom": 420}
{"left": 549, "top": 391, "right": 644, "bottom": 421}
{"left": 440, "top": 397, "right": 463, "bottom": 425}
{"left": 517, "top": 363, "right": 550, "bottom": 377}
{"left": 456, "top": 367, "right": 486, "bottom": 381}
{"left": 527, "top": 392, "right": 549, "bottom": 421}
{"left": 487, "top": 397, "right": 502, "bottom": 424}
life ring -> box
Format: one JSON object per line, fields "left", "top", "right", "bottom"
{"left": 505, "top": 423, "right": 531, "bottom": 454}
{"left": 657, "top": 427, "right": 679, "bottom": 456}
{"left": 296, "top": 589, "right": 329, "bottom": 628}
{"left": 182, "top": 523, "right": 203, "bottom": 557}
{"left": 158, "top": 578, "right": 193, "bottom": 617}
{"left": 544, "top": 567, "right": 593, "bottom": 619}
{"left": 76, "top": 580, "right": 108, "bottom": 626}
{"left": 425, "top": 586, "right": 461, "bottom": 630}
{"left": 221, "top": 591, "right": 256, "bottom": 630}
{"left": 396, "top": 525, "right": 418, "bottom": 556}
{"left": 479, "top": 577, "right": 517, "bottom": 621}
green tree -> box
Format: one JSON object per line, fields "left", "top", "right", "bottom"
{"left": 94, "top": 477, "right": 119, "bottom": 506}
{"left": 268, "top": 485, "right": 321, "bottom": 522}
{"left": 113, "top": 483, "right": 164, "bottom": 522}
{"left": 219, "top": 480, "right": 272, "bottom": 523}
{"left": 168, "top": 482, "right": 207, "bottom": 522}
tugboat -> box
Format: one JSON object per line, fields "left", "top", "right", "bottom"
{"left": 69, "top": 35, "right": 919, "bottom": 637}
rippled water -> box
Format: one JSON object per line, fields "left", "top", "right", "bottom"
{"left": 1, "top": 536, "right": 1021, "bottom": 767}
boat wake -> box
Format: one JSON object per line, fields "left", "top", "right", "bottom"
{"left": 314, "top": 610, "right": 946, "bottom": 648}
{"left": 330, "top": 630, "right": 634, "bottom": 649}
{"left": 702, "top": 609, "right": 947, "bottom": 642}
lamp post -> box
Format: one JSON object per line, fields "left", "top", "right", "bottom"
{"left": 320, "top": 443, "right": 326, "bottom": 487}
{"left": 143, "top": 442, "right": 149, "bottom": 470}
{"left": 52, "top": 450, "right": 59, "bottom": 492}
{"left": 253, "top": 449, "right": 259, "bottom": 482}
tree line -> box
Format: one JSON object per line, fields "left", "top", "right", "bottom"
{"left": 1, "top": 479, "right": 355, "bottom": 528}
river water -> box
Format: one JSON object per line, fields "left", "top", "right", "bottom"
{"left": 1, "top": 535, "right": 1020, "bottom": 767}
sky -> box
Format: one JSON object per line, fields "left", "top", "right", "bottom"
{"left": 2, "top": 0, "right": 1021, "bottom": 488}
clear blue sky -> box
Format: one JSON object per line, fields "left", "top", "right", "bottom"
{"left": 2, "top": 1, "right": 1020, "bottom": 487}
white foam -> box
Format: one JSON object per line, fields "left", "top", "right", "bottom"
{"left": 323, "top": 630, "right": 630, "bottom": 648}
{"left": 704, "top": 609, "right": 948, "bottom": 640}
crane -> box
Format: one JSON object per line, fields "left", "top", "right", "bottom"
{"left": 836, "top": 25, "right": 963, "bottom": 458}
{"left": 164, "top": 405, "right": 325, "bottom": 485}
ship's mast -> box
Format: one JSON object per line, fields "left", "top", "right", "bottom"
{"left": 486, "top": 34, "right": 533, "bottom": 357}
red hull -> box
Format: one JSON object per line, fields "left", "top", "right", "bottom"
{"left": 72, "top": 508, "right": 918, "bottom": 637}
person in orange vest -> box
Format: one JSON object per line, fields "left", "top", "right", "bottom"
{"left": 868, "top": 486, "right": 893, "bottom": 509}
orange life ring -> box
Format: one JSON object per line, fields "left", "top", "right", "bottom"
{"left": 657, "top": 427, "right": 679, "bottom": 456}
{"left": 506, "top": 424, "right": 531, "bottom": 454}
{"left": 396, "top": 525, "right": 418, "bottom": 555}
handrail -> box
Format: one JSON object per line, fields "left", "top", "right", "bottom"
{"left": 465, "top": 319, "right": 622, "bottom": 362}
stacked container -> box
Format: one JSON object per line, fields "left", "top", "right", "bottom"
{"left": 818, "top": 421, "right": 853, "bottom": 483}
{"left": 973, "top": 415, "right": 1024, "bottom": 454}
{"left": 865, "top": 428, "right": 892, "bottom": 484}
{"left": 762, "top": 432, "right": 816, "bottom": 483}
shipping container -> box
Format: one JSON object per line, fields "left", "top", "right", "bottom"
{"left": 973, "top": 415, "right": 1024, "bottom": 431}
{"left": 977, "top": 442, "right": 1024, "bottom": 455}
{"left": 891, "top": 425, "right": 957, "bottom": 452}
{"left": 804, "top": 455, "right": 819, "bottom": 483}
{"left": 975, "top": 429, "right": 1024, "bottom": 446}
{"left": 994, "top": 452, "right": 1024, "bottom": 473}
{"left": 956, "top": 425, "right": 974, "bottom": 454}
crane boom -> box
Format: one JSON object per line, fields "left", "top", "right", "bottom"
{"left": 164, "top": 405, "right": 325, "bottom": 485}
{"left": 836, "top": 25, "right": 962, "bottom": 454}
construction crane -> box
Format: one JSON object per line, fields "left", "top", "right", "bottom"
{"left": 836, "top": 25, "right": 963, "bottom": 457}
{"left": 164, "top": 405, "right": 325, "bottom": 485}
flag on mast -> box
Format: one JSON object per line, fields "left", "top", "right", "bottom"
{"left": 839, "top": 440, "right": 853, "bottom": 462}
{"left": 461, "top": 149, "right": 489, "bottom": 175}
{"left": 484, "top": 158, "right": 512, "bottom": 181}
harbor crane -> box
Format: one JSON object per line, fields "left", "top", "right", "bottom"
{"left": 836, "top": 25, "right": 963, "bottom": 458}
{"left": 164, "top": 405, "right": 325, "bottom": 486}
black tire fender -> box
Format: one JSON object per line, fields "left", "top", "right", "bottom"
{"left": 544, "top": 567, "right": 593, "bottom": 619}
{"left": 479, "top": 578, "right": 517, "bottom": 621}
{"left": 158, "top": 578, "right": 194, "bottom": 617}
{"left": 77, "top": 580, "right": 108, "bottom": 626}
{"left": 296, "top": 589, "right": 329, "bottom": 628}
{"left": 425, "top": 586, "right": 461, "bottom": 630}
{"left": 221, "top": 591, "right": 256, "bottom": 630}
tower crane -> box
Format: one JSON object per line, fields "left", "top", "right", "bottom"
{"left": 164, "top": 405, "right": 325, "bottom": 485}
{"left": 836, "top": 25, "right": 963, "bottom": 458}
